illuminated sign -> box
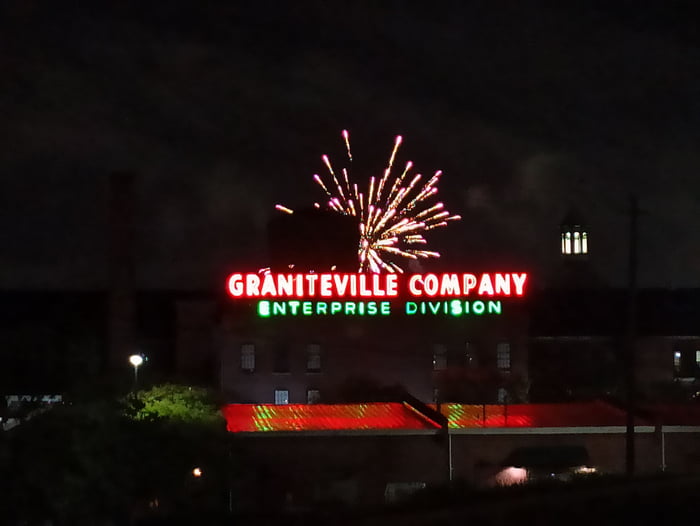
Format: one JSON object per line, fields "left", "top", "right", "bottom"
{"left": 226, "top": 272, "right": 527, "bottom": 318}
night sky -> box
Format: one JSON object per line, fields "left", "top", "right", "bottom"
{"left": 3, "top": 1, "right": 700, "bottom": 289}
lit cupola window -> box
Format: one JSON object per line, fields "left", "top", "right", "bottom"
{"left": 561, "top": 232, "right": 572, "bottom": 254}
{"left": 560, "top": 210, "right": 588, "bottom": 257}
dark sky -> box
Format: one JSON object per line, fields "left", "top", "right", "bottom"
{"left": 3, "top": 1, "right": 700, "bottom": 289}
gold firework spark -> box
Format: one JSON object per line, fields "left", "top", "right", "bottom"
{"left": 278, "top": 130, "right": 460, "bottom": 273}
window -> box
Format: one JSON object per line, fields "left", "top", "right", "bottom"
{"left": 274, "top": 389, "right": 289, "bottom": 405}
{"left": 306, "top": 344, "right": 321, "bottom": 373}
{"left": 433, "top": 344, "right": 447, "bottom": 371}
{"left": 496, "top": 343, "right": 511, "bottom": 371}
{"left": 273, "top": 345, "right": 290, "bottom": 373}
{"left": 674, "top": 351, "right": 681, "bottom": 376}
{"left": 573, "top": 231, "right": 581, "bottom": 254}
{"left": 307, "top": 388, "right": 320, "bottom": 404}
{"left": 564, "top": 228, "right": 587, "bottom": 255}
{"left": 241, "top": 344, "right": 255, "bottom": 372}
{"left": 497, "top": 387, "right": 508, "bottom": 404}
{"left": 695, "top": 350, "right": 700, "bottom": 367}
{"left": 465, "top": 342, "right": 476, "bottom": 367}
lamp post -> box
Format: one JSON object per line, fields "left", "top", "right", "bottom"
{"left": 129, "top": 354, "right": 144, "bottom": 391}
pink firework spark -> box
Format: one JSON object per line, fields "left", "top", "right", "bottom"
{"left": 277, "top": 130, "right": 460, "bottom": 273}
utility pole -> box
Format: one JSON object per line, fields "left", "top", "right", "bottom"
{"left": 435, "top": 391, "right": 453, "bottom": 483}
{"left": 625, "top": 195, "right": 638, "bottom": 477}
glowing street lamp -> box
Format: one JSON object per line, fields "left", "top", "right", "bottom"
{"left": 192, "top": 467, "right": 202, "bottom": 478}
{"left": 129, "top": 354, "right": 145, "bottom": 391}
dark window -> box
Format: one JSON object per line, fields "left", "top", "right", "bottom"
{"left": 497, "top": 387, "right": 508, "bottom": 403}
{"left": 465, "top": 342, "right": 476, "bottom": 367}
{"left": 673, "top": 349, "right": 700, "bottom": 378}
{"left": 241, "top": 344, "right": 255, "bottom": 372}
{"left": 496, "top": 343, "right": 511, "bottom": 372}
{"left": 307, "top": 388, "right": 320, "bottom": 404}
{"left": 433, "top": 344, "right": 447, "bottom": 371}
{"left": 306, "top": 344, "right": 321, "bottom": 372}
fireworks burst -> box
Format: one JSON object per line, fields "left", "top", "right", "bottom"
{"left": 277, "top": 130, "right": 461, "bottom": 273}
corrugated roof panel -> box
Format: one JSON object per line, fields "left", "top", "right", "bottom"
{"left": 223, "top": 401, "right": 642, "bottom": 433}
{"left": 433, "top": 401, "right": 630, "bottom": 428}
{"left": 222, "top": 402, "right": 440, "bottom": 433}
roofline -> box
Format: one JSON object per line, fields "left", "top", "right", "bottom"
{"left": 661, "top": 425, "right": 700, "bottom": 433}
{"left": 228, "top": 426, "right": 659, "bottom": 437}
{"left": 449, "top": 425, "right": 656, "bottom": 435}
{"left": 532, "top": 337, "right": 700, "bottom": 345}
{"left": 533, "top": 336, "right": 613, "bottom": 342}
{"left": 230, "top": 428, "right": 442, "bottom": 438}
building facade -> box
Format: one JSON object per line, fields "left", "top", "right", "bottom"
{"left": 216, "top": 292, "right": 530, "bottom": 404}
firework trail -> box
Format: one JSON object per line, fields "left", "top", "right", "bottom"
{"left": 278, "top": 130, "right": 460, "bottom": 273}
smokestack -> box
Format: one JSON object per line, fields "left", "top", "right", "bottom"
{"left": 108, "top": 172, "right": 136, "bottom": 369}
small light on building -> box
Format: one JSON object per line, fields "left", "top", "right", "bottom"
{"left": 192, "top": 467, "right": 202, "bottom": 478}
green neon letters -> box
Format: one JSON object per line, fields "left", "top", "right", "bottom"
{"left": 257, "top": 300, "right": 502, "bottom": 317}
{"left": 404, "top": 300, "right": 501, "bottom": 316}
{"left": 258, "top": 300, "right": 392, "bottom": 317}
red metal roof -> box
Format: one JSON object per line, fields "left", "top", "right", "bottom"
{"left": 222, "top": 402, "right": 440, "bottom": 433}
{"left": 222, "top": 401, "right": 637, "bottom": 433}
{"left": 433, "top": 401, "right": 632, "bottom": 428}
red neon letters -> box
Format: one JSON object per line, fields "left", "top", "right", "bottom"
{"left": 227, "top": 272, "right": 527, "bottom": 299}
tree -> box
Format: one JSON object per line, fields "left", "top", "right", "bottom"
{"left": 127, "top": 383, "right": 223, "bottom": 425}
{"left": 124, "top": 384, "right": 228, "bottom": 517}
{"left": 0, "top": 398, "right": 137, "bottom": 524}
{"left": 0, "top": 384, "right": 229, "bottom": 524}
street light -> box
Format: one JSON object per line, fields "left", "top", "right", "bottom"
{"left": 129, "top": 354, "right": 144, "bottom": 391}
